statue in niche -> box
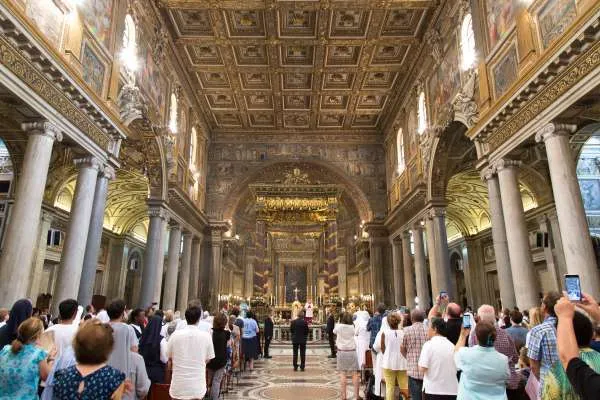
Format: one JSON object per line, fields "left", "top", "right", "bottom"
{"left": 283, "top": 168, "right": 310, "bottom": 185}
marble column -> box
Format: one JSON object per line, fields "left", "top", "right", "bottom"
{"left": 482, "top": 168, "right": 517, "bottom": 309}
{"left": 77, "top": 166, "right": 115, "bottom": 307}
{"left": 368, "top": 238, "right": 386, "bottom": 305}
{"left": 177, "top": 233, "right": 193, "bottom": 311}
{"left": 495, "top": 159, "right": 539, "bottom": 310}
{"left": 430, "top": 207, "right": 454, "bottom": 299}
{"left": 424, "top": 217, "right": 438, "bottom": 296}
{"left": 188, "top": 235, "right": 203, "bottom": 301}
{"left": 412, "top": 223, "right": 431, "bottom": 309}
{"left": 0, "top": 122, "right": 61, "bottom": 306}
{"left": 390, "top": 237, "right": 405, "bottom": 307}
{"left": 138, "top": 206, "right": 168, "bottom": 308}
{"left": 325, "top": 220, "right": 339, "bottom": 294}
{"left": 210, "top": 230, "right": 224, "bottom": 311}
{"left": 54, "top": 157, "right": 101, "bottom": 309}
{"left": 162, "top": 223, "right": 182, "bottom": 311}
{"left": 402, "top": 231, "right": 417, "bottom": 309}
{"left": 28, "top": 211, "right": 53, "bottom": 301}
{"left": 536, "top": 123, "right": 600, "bottom": 297}
{"left": 254, "top": 220, "right": 267, "bottom": 295}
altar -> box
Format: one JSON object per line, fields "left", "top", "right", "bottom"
{"left": 273, "top": 324, "right": 325, "bottom": 342}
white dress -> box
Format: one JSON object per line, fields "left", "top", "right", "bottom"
{"left": 371, "top": 316, "right": 390, "bottom": 397}
{"left": 354, "top": 319, "right": 370, "bottom": 368}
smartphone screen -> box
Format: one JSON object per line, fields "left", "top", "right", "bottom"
{"left": 462, "top": 314, "right": 471, "bottom": 329}
{"left": 565, "top": 274, "right": 582, "bottom": 301}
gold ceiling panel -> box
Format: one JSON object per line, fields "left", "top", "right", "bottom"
{"left": 161, "top": 0, "right": 435, "bottom": 135}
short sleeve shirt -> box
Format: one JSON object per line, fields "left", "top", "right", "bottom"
{"left": 0, "top": 344, "right": 48, "bottom": 399}
{"left": 53, "top": 365, "right": 125, "bottom": 399}
{"left": 418, "top": 336, "right": 458, "bottom": 396}
{"left": 402, "top": 322, "right": 428, "bottom": 379}
{"left": 455, "top": 346, "right": 509, "bottom": 400}
{"left": 527, "top": 316, "right": 558, "bottom": 396}
{"left": 242, "top": 318, "right": 258, "bottom": 339}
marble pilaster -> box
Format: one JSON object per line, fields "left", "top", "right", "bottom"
{"left": 402, "top": 231, "right": 416, "bottom": 309}
{"left": 536, "top": 123, "right": 600, "bottom": 297}
{"left": 412, "top": 223, "right": 431, "bottom": 309}
{"left": 54, "top": 156, "right": 101, "bottom": 309}
{"left": 495, "top": 159, "right": 539, "bottom": 310}
{"left": 0, "top": 122, "right": 62, "bottom": 306}
{"left": 139, "top": 206, "right": 168, "bottom": 308}
{"left": 162, "top": 223, "right": 182, "bottom": 311}
{"left": 390, "top": 237, "right": 405, "bottom": 307}
{"left": 188, "top": 235, "right": 203, "bottom": 301}
{"left": 177, "top": 233, "right": 193, "bottom": 311}
{"left": 210, "top": 228, "right": 225, "bottom": 311}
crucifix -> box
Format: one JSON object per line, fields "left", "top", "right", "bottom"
{"left": 293, "top": 287, "right": 300, "bottom": 301}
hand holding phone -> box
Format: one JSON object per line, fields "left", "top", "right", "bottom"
{"left": 462, "top": 313, "right": 472, "bottom": 329}
{"left": 565, "top": 274, "right": 582, "bottom": 302}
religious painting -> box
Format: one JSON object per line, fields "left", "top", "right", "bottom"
{"left": 492, "top": 45, "right": 518, "bottom": 98}
{"left": 80, "top": 0, "right": 113, "bottom": 49}
{"left": 486, "top": 0, "right": 516, "bottom": 50}
{"left": 82, "top": 42, "right": 106, "bottom": 95}
{"left": 25, "top": 0, "right": 65, "bottom": 46}
{"left": 285, "top": 266, "right": 307, "bottom": 303}
{"left": 579, "top": 179, "right": 600, "bottom": 211}
{"left": 428, "top": 38, "right": 461, "bottom": 124}
{"left": 138, "top": 42, "right": 167, "bottom": 115}
{"left": 537, "top": 0, "right": 577, "bottom": 49}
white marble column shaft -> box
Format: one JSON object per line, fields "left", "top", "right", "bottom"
{"left": 0, "top": 122, "right": 61, "bottom": 306}
{"left": 483, "top": 169, "right": 517, "bottom": 309}
{"left": 188, "top": 235, "right": 202, "bottom": 301}
{"left": 53, "top": 157, "right": 101, "bottom": 308}
{"left": 402, "top": 231, "right": 416, "bottom": 308}
{"left": 78, "top": 167, "right": 114, "bottom": 307}
{"left": 537, "top": 123, "right": 600, "bottom": 297}
{"left": 139, "top": 207, "right": 168, "bottom": 308}
{"left": 390, "top": 237, "right": 405, "bottom": 307}
{"left": 177, "top": 233, "right": 193, "bottom": 311}
{"left": 210, "top": 240, "right": 224, "bottom": 311}
{"left": 425, "top": 218, "right": 438, "bottom": 296}
{"left": 162, "top": 224, "right": 182, "bottom": 311}
{"left": 430, "top": 208, "right": 454, "bottom": 299}
{"left": 413, "top": 224, "right": 431, "bottom": 309}
{"left": 28, "top": 212, "right": 53, "bottom": 301}
{"left": 495, "top": 160, "right": 539, "bottom": 310}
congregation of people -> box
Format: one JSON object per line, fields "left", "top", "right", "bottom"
{"left": 0, "top": 297, "right": 264, "bottom": 400}
{"left": 324, "top": 290, "right": 600, "bottom": 400}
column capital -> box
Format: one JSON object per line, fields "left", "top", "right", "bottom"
{"left": 480, "top": 166, "right": 497, "bottom": 182}
{"left": 193, "top": 233, "right": 205, "bottom": 244}
{"left": 427, "top": 207, "right": 446, "bottom": 219}
{"left": 168, "top": 221, "right": 181, "bottom": 230}
{"left": 412, "top": 221, "right": 425, "bottom": 231}
{"left": 101, "top": 165, "right": 116, "bottom": 180}
{"left": 148, "top": 206, "right": 169, "bottom": 221}
{"left": 402, "top": 230, "right": 412, "bottom": 240}
{"left": 535, "top": 122, "right": 577, "bottom": 143}
{"left": 181, "top": 231, "right": 193, "bottom": 239}
{"left": 74, "top": 156, "right": 102, "bottom": 171}
{"left": 389, "top": 236, "right": 402, "bottom": 245}
{"left": 493, "top": 158, "right": 522, "bottom": 172}
{"left": 21, "top": 121, "right": 63, "bottom": 141}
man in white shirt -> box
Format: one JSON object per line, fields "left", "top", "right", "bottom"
{"left": 418, "top": 318, "right": 458, "bottom": 399}
{"left": 45, "top": 298, "right": 78, "bottom": 357}
{"left": 168, "top": 305, "right": 215, "bottom": 400}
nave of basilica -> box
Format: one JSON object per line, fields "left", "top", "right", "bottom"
{"left": 0, "top": 0, "right": 599, "bottom": 329}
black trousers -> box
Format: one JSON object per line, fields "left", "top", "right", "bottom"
{"left": 293, "top": 343, "right": 306, "bottom": 369}
{"left": 264, "top": 336, "right": 272, "bottom": 357}
{"left": 328, "top": 333, "right": 336, "bottom": 356}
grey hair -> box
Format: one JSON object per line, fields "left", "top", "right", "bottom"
{"left": 477, "top": 304, "right": 496, "bottom": 325}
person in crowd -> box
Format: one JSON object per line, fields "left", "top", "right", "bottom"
{"left": 167, "top": 305, "right": 215, "bottom": 400}
{"left": 96, "top": 305, "right": 110, "bottom": 323}
{"left": 0, "top": 317, "right": 53, "bottom": 398}
{"left": 380, "top": 312, "right": 408, "bottom": 400}
{"left": 0, "top": 308, "right": 8, "bottom": 328}
{"left": 522, "top": 309, "right": 530, "bottom": 325}
{"left": 207, "top": 313, "right": 231, "bottom": 400}
{"left": 445, "top": 303, "right": 463, "bottom": 345}
{"left": 555, "top": 293, "right": 600, "bottom": 399}
{"left": 0, "top": 298, "right": 33, "bottom": 348}
{"left": 106, "top": 299, "right": 139, "bottom": 373}
{"left": 527, "top": 291, "right": 561, "bottom": 398}
{"left": 228, "top": 315, "right": 241, "bottom": 370}
{"left": 128, "top": 308, "right": 145, "bottom": 340}
{"left": 454, "top": 321, "right": 509, "bottom": 400}
{"left": 354, "top": 309, "right": 370, "bottom": 370}
{"left": 518, "top": 346, "right": 531, "bottom": 385}
{"left": 334, "top": 312, "right": 362, "bottom": 400}
{"left": 45, "top": 298, "right": 78, "bottom": 357}
{"left": 326, "top": 307, "right": 337, "bottom": 358}
{"left": 197, "top": 310, "right": 212, "bottom": 333}
{"left": 139, "top": 314, "right": 166, "bottom": 384}
{"left": 500, "top": 308, "right": 512, "bottom": 329}
{"left": 590, "top": 325, "right": 600, "bottom": 352}
{"left": 242, "top": 310, "right": 260, "bottom": 371}
{"left": 367, "top": 303, "right": 385, "bottom": 350}
{"left": 419, "top": 317, "right": 458, "bottom": 399}
{"left": 291, "top": 310, "right": 309, "bottom": 372}
{"left": 250, "top": 311, "right": 262, "bottom": 358}
{"left": 53, "top": 320, "right": 126, "bottom": 399}
{"left": 401, "top": 308, "right": 429, "bottom": 400}
{"left": 542, "top": 308, "right": 599, "bottom": 399}
{"left": 263, "top": 310, "right": 274, "bottom": 359}
{"left": 506, "top": 310, "right": 528, "bottom": 352}
{"left": 527, "top": 307, "right": 543, "bottom": 334}
{"left": 470, "top": 304, "right": 520, "bottom": 397}
{"left": 160, "top": 321, "right": 176, "bottom": 364}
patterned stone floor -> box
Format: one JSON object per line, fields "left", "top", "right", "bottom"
{"left": 223, "top": 344, "right": 363, "bottom": 400}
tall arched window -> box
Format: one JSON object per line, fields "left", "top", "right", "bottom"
{"left": 396, "top": 127, "right": 405, "bottom": 174}
{"left": 417, "top": 92, "right": 427, "bottom": 135}
{"left": 189, "top": 127, "right": 198, "bottom": 168}
{"left": 121, "top": 14, "right": 138, "bottom": 72}
{"left": 460, "top": 14, "right": 476, "bottom": 70}
{"left": 168, "top": 93, "right": 178, "bottom": 134}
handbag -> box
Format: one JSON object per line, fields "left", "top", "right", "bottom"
{"left": 525, "top": 372, "right": 539, "bottom": 400}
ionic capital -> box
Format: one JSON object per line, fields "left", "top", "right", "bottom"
{"left": 74, "top": 156, "right": 102, "bottom": 171}
{"left": 428, "top": 207, "right": 446, "bottom": 219}
{"left": 401, "top": 230, "right": 412, "bottom": 240}
{"left": 493, "top": 158, "right": 522, "bottom": 172}
{"left": 101, "top": 165, "right": 116, "bottom": 180}
{"left": 480, "top": 166, "right": 497, "bottom": 182}
{"left": 21, "top": 121, "right": 63, "bottom": 142}
{"left": 535, "top": 123, "right": 577, "bottom": 143}
{"left": 148, "top": 206, "right": 169, "bottom": 221}
{"left": 411, "top": 221, "right": 425, "bottom": 231}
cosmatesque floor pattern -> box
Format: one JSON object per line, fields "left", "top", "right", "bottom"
{"left": 223, "top": 346, "right": 362, "bottom": 399}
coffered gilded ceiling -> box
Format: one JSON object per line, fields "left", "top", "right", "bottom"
{"left": 160, "top": 1, "right": 435, "bottom": 136}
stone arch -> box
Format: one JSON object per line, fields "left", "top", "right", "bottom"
{"left": 221, "top": 160, "right": 374, "bottom": 224}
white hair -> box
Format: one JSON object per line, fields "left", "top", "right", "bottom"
{"left": 477, "top": 304, "right": 496, "bottom": 324}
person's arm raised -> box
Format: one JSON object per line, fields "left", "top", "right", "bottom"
{"left": 555, "top": 297, "right": 580, "bottom": 370}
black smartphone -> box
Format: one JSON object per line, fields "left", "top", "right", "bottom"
{"left": 565, "top": 274, "right": 582, "bottom": 302}
{"left": 440, "top": 291, "right": 448, "bottom": 299}
{"left": 463, "top": 313, "right": 471, "bottom": 329}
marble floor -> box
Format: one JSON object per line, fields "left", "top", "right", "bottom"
{"left": 224, "top": 345, "right": 363, "bottom": 400}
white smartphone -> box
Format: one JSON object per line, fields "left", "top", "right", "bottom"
{"left": 565, "top": 274, "right": 582, "bottom": 302}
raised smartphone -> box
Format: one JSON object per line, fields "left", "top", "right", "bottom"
{"left": 565, "top": 274, "right": 582, "bottom": 302}
{"left": 462, "top": 313, "right": 472, "bottom": 329}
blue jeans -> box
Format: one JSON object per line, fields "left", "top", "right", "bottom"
{"left": 409, "top": 376, "right": 423, "bottom": 400}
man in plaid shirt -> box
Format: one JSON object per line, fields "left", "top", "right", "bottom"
{"left": 527, "top": 292, "right": 561, "bottom": 399}
{"left": 401, "top": 308, "right": 428, "bottom": 400}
